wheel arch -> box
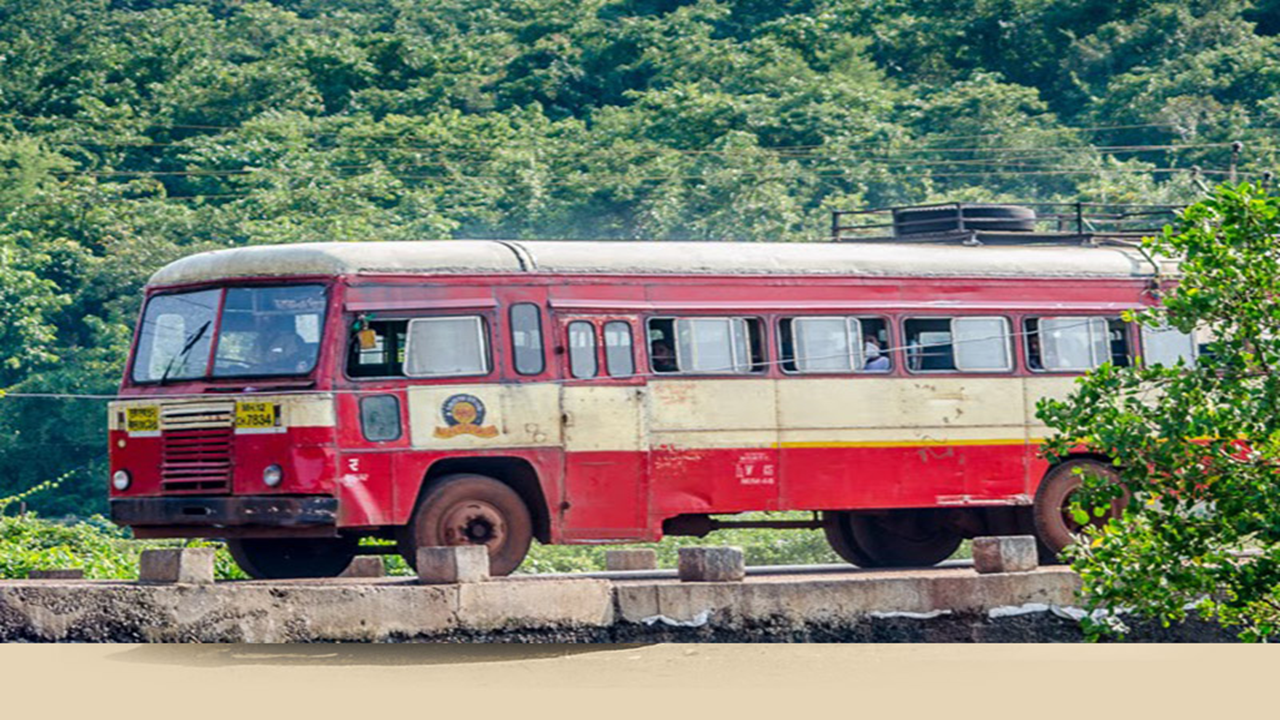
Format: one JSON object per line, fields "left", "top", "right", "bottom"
{"left": 414, "top": 456, "right": 551, "bottom": 544}
{"left": 1035, "top": 452, "right": 1117, "bottom": 490}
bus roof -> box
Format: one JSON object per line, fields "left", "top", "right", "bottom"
{"left": 147, "top": 239, "right": 1169, "bottom": 287}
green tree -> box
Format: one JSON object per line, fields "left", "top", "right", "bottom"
{"left": 1038, "top": 181, "right": 1280, "bottom": 642}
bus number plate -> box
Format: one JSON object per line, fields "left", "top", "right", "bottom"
{"left": 125, "top": 406, "right": 159, "bottom": 434}
{"left": 236, "top": 402, "right": 277, "bottom": 430}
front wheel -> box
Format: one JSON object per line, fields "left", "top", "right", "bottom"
{"left": 226, "top": 536, "right": 357, "bottom": 579}
{"left": 397, "top": 473, "right": 533, "bottom": 576}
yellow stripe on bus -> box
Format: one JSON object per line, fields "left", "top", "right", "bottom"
{"left": 778, "top": 438, "right": 1046, "bottom": 449}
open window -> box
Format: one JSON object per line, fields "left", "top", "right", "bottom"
{"left": 647, "top": 317, "right": 764, "bottom": 374}
{"left": 1025, "top": 317, "right": 1129, "bottom": 371}
{"left": 779, "top": 317, "right": 891, "bottom": 373}
{"left": 347, "top": 319, "right": 409, "bottom": 378}
{"left": 904, "top": 316, "right": 1012, "bottom": 372}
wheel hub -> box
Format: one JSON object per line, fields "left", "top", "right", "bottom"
{"left": 441, "top": 501, "right": 506, "bottom": 548}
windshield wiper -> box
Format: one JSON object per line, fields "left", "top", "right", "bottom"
{"left": 159, "top": 320, "right": 212, "bottom": 385}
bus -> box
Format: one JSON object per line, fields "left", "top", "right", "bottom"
{"left": 107, "top": 206, "right": 1193, "bottom": 578}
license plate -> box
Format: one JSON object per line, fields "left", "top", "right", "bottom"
{"left": 125, "top": 406, "right": 159, "bottom": 434}
{"left": 236, "top": 402, "right": 277, "bottom": 430}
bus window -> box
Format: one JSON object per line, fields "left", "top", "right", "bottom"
{"left": 905, "top": 316, "right": 1011, "bottom": 372}
{"left": 1024, "top": 317, "right": 1126, "bottom": 371}
{"left": 568, "top": 321, "right": 598, "bottom": 379}
{"left": 604, "top": 321, "right": 634, "bottom": 377}
{"left": 1141, "top": 323, "right": 1197, "bottom": 366}
{"left": 779, "top": 317, "right": 890, "bottom": 373}
{"left": 347, "top": 320, "right": 408, "bottom": 378}
{"left": 404, "top": 316, "right": 490, "bottom": 377}
{"left": 648, "top": 317, "right": 763, "bottom": 375}
{"left": 510, "top": 303, "right": 545, "bottom": 375}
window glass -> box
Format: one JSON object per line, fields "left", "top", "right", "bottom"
{"left": 604, "top": 321, "right": 634, "bottom": 377}
{"left": 648, "top": 317, "right": 760, "bottom": 374}
{"left": 360, "top": 395, "right": 402, "bottom": 442}
{"left": 347, "top": 320, "right": 408, "bottom": 378}
{"left": 794, "top": 317, "right": 859, "bottom": 372}
{"left": 510, "top": 303, "right": 545, "bottom": 375}
{"left": 132, "top": 289, "right": 220, "bottom": 383}
{"left": 568, "top": 321, "right": 598, "bottom": 379}
{"left": 905, "top": 317, "right": 1011, "bottom": 372}
{"left": 1142, "top": 323, "right": 1197, "bottom": 366}
{"left": 404, "top": 316, "right": 488, "bottom": 377}
{"left": 953, "top": 317, "right": 1012, "bottom": 371}
{"left": 676, "top": 318, "right": 752, "bottom": 373}
{"left": 1026, "top": 317, "right": 1124, "bottom": 371}
{"left": 212, "top": 285, "right": 328, "bottom": 378}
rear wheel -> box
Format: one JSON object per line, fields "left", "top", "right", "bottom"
{"left": 226, "top": 537, "right": 357, "bottom": 579}
{"left": 397, "top": 473, "right": 534, "bottom": 577}
{"left": 845, "top": 510, "right": 963, "bottom": 568}
{"left": 1033, "top": 459, "right": 1127, "bottom": 557}
{"left": 822, "top": 511, "right": 877, "bottom": 567}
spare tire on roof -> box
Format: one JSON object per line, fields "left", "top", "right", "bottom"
{"left": 892, "top": 204, "right": 1037, "bottom": 236}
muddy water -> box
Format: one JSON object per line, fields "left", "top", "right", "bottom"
{"left": 0, "top": 644, "right": 1269, "bottom": 718}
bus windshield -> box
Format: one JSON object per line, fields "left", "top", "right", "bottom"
{"left": 131, "top": 285, "right": 327, "bottom": 383}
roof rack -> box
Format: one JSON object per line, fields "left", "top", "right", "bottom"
{"left": 831, "top": 202, "right": 1181, "bottom": 245}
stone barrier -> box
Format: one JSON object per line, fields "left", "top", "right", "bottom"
{"left": 605, "top": 549, "right": 658, "bottom": 571}
{"left": 678, "top": 546, "right": 745, "bottom": 582}
{"left": 416, "top": 546, "right": 489, "bottom": 584}
{"left": 138, "top": 548, "right": 215, "bottom": 584}
{"left": 972, "top": 535, "right": 1039, "bottom": 574}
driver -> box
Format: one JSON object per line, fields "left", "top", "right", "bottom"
{"left": 257, "top": 315, "right": 311, "bottom": 373}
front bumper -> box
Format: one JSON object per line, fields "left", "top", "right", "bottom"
{"left": 111, "top": 495, "right": 338, "bottom": 530}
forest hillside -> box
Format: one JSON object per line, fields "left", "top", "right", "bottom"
{"left": 2, "top": 0, "right": 1278, "bottom": 515}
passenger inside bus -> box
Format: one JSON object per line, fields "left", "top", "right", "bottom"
{"left": 864, "top": 337, "right": 890, "bottom": 371}
{"left": 650, "top": 338, "right": 677, "bottom": 373}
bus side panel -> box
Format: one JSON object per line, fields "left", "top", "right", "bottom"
{"left": 778, "top": 377, "right": 1028, "bottom": 508}
{"left": 645, "top": 378, "right": 781, "bottom": 517}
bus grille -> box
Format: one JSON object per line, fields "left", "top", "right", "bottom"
{"left": 160, "top": 403, "right": 234, "bottom": 493}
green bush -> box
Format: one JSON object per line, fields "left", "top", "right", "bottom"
{"left": 0, "top": 513, "right": 246, "bottom": 580}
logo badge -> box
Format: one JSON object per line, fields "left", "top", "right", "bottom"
{"left": 434, "top": 394, "right": 499, "bottom": 439}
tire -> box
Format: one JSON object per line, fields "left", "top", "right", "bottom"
{"left": 1033, "top": 459, "right": 1126, "bottom": 556}
{"left": 822, "top": 511, "right": 878, "bottom": 567}
{"left": 893, "top": 204, "right": 1037, "bottom": 236}
{"left": 846, "top": 510, "right": 963, "bottom": 568}
{"left": 397, "top": 473, "right": 533, "bottom": 577}
{"left": 226, "top": 537, "right": 357, "bottom": 579}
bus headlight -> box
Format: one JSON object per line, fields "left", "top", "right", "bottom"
{"left": 263, "top": 464, "right": 283, "bottom": 487}
{"left": 112, "top": 470, "right": 131, "bottom": 491}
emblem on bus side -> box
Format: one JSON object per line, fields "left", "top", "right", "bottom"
{"left": 434, "top": 394, "right": 499, "bottom": 439}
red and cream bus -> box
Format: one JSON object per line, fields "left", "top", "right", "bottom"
{"left": 107, "top": 208, "right": 1192, "bottom": 578}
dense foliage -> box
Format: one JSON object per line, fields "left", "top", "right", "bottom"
{"left": 2, "top": 0, "right": 1279, "bottom": 516}
{"left": 1039, "top": 182, "right": 1280, "bottom": 642}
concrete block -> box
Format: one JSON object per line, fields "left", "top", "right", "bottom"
{"left": 27, "top": 569, "right": 84, "bottom": 580}
{"left": 605, "top": 548, "right": 657, "bottom": 571}
{"left": 138, "top": 548, "right": 215, "bottom": 584}
{"left": 972, "top": 535, "right": 1039, "bottom": 574}
{"left": 339, "top": 555, "right": 386, "bottom": 578}
{"left": 416, "top": 545, "right": 489, "bottom": 584}
{"left": 458, "top": 579, "right": 614, "bottom": 630}
{"left": 677, "top": 546, "right": 745, "bottom": 582}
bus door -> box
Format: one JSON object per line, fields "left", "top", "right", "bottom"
{"left": 335, "top": 318, "right": 411, "bottom": 527}
{"left": 556, "top": 314, "right": 650, "bottom": 540}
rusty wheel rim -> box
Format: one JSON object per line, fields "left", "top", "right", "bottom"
{"left": 440, "top": 500, "right": 507, "bottom": 550}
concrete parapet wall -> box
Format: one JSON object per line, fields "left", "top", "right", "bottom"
{"left": 0, "top": 578, "right": 611, "bottom": 643}
{"left": 0, "top": 566, "right": 1225, "bottom": 643}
